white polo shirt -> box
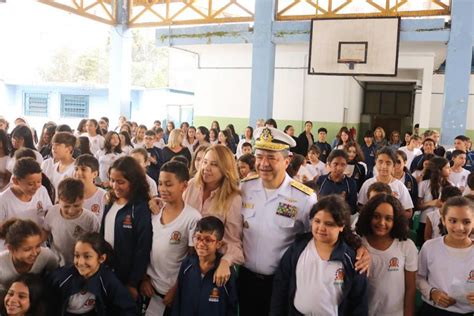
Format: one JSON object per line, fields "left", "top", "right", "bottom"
{"left": 358, "top": 177, "right": 414, "bottom": 211}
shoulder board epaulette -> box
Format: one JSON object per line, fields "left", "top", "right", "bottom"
{"left": 290, "top": 180, "right": 314, "bottom": 195}
{"left": 241, "top": 174, "right": 260, "bottom": 183}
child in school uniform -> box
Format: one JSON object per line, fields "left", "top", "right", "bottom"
{"left": 306, "top": 144, "right": 327, "bottom": 181}
{"left": 49, "top": 232, "right": 136, "bottom": 315}
{"left": 96, "top": 131, "right": 123, "bottom": 187}
{"left": 74, "top": 154, "right": 107, "bottom": 220}
{"left": 83, "top": 119, "right": 105, "bottom": 155}
{"left": 43, "top": 178, "right": 99, "bottom": 266}
{"left": 0, "top": 158, "right": 53, "bottom": 246}
{"left": 270, "top": 195, "right": 368, "bottom": 316}
{"left": 424, "top": 186, "right": 462, "bottom": 241}
{"left": 417, "top": 196, "right": 474, "bottom": 315}
{"left": 143, "top": 129, "right": 164, "bottom": 183}
{"left": 0, "top": 219, "right": 58, "bottom": 291}
{"left": 356, "top": 194, "right": 418, "bottom": 316}
{"left": 100, "top": 156, "right": 152, "bottom": 304}
{"left": 140, "top": 161, "right": 201, "bottom": 315}
{"left": 172, "top": 216, "right": 238, "bottom": 316}
{"left": 41, "top": 132, "right": 76, "bottom": 198}
{"left": 130, "top": 147, "right": 158, "bottom": 197}
{"left": 449, "top": 150, "right": 471, "bottom": 191}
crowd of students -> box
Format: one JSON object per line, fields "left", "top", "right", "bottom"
{"left": 0, "top": 115, "right": 472, "bottom": 316}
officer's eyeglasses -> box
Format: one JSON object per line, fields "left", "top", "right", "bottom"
{"left": 193, "top": 235, "right": 217, "bottom": 245}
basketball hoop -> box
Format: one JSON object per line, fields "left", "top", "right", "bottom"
{"left": 338, "top": 59, "right": 360, "bottom": 70}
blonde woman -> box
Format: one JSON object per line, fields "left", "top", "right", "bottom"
{"left": 373, "top": 126, "right": 387, "bottom": 149}
{"left": 161, "top": 128, "right": 192, "bottom": 165}
{"left": 184, "top": 145, "right": 244, "bottom": 286}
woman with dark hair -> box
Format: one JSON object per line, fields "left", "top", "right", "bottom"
{"left": 393, "top": 150, "right": 418, "bottom": 210}
{"left": 343, "top": 141, "right": 366, "bottom": 191}
{"left": 334, "top": 126, "right": 353, "bottom": 150}
{"left": 75, "top": 119, "right": 88, "bottom": 137}
{"left": 1, "top": 274, "right": 47, "bottom": 316}
{"left": 210, "top": 120, "right": 220, "bottom": 133}
{"left": 194, "top": 126, "right": 210, "bottom": 151}
{"left": 296, "top": 121, "right": 315, "bottom": 156}
{"left": 101, "top": 156, "right": 152, "bottom": 303}
{"left": 76, "top": 136, "right": 93, "bottom": 156}
{"left": 7, "top": 125, "right": 43, "bottom": 172}
{"left": 218, "top": 129, "right": 237, "bottom": 154}
{"left": 226, "top": 124, "right": 240, "bottom": 145}
{"left": 209, "top": 128, "right": 219, "bottom": 145}
{"left": 283, "top": 125, "right": 299, "bottom": 154}
{"left": 37, "top": 122, "right": 57, "bottom": 159}
{"left": 237, "top": 126, "right": 254, "bottom": 158}
{"left": 163, "top": 121, "right": 175, "bottom": 144}
{"left": 119, "top": 131, "right": 134, "bottom": 155}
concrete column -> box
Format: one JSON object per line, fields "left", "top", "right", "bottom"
{"left": 249, "top": 0, "right": 276, "bottom": 126}
{"left": 109, "top": 0, "right": 132, "bottom": 120}
{"left": 440, "top": 0, "right": 473, "bottom": 145}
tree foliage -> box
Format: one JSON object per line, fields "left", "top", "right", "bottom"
{"left": 38, "top": 29, "right": 168, "bottom": 88}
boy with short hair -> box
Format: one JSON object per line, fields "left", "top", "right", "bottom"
{"left": 448, "top": 150, "right": 470, "bottom": 191}
{"left": 43, "top": 178, "right": 99, "bottom": 266}
{"left": 154, "top": 127, "right": 166, "bottom": 149}
{"left": 73, "top": 154, "right": 106, "bottom": 220}
{"left": 398, "top": 135, "right": 422, "bottom": 169}
{"left": 241, "top": 142, "right": 253, "bottom": 156}
{"left": 140, "top": 161, "right": 201, "bottom": 315}
{"left": 42, "top": 132, "right": 77, "bottom": 196}
{"left": 313, "top": 127, "right": 332, "bottom": 163}
{"left": 131, "top": 147, "right": 158, "bottom": 197}
{"left": 366, "top": 182, "right": 393, "bottom": 200}
{"left": 144, "top": 129, "right": 164, "bottom": 182}
{"left": 172, "top": 216, "right": 238, "bottom": 316}
{"left": 315, "top": 149, "right": 358, "bottom": 213}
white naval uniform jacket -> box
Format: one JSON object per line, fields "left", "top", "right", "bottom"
{"left": 240, "top": 174, "right": 317, "bottom": 275}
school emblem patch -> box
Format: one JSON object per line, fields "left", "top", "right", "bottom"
{"left": 209, "top": 287, "right": 220, "bottom": 303}
{"left": 169, "top": 231, "right": 181, "bottom": 244}
{"left": 334, "top": 268, "right": 344, "bottom": 285}
{"left": 388, "top": 257, "right": 399, "bottom": 271}
{"left": 276, "top": 202, "right": 297, "bottom": 219}
{"left": 468, "top": 270, "right": 474, "bottom": 283}
{"left": 73, "top": 225, "right": 84, "bottom": 238}
{"left": 122, "top": 215, "right": 132, "bottom": 229}
{"left": 91, "top": 204, "right": 100, "bottom": 215}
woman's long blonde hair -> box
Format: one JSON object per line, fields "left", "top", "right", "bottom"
{"left": 167, "top": 128, "right": 183, "bottom": 149}
{"left": 195, "top": 145, "right": 241, "bottom": 217}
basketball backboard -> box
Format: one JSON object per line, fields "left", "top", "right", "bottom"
{"left": 308, "top": 17, "right": 400, "bottom": 76}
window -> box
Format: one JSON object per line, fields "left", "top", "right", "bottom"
{"left": 61, "top": 94, "right": 89, "bottom": 118}
{"left": 24, "top": 92, "right": 48, "bottom": 116}
{"left": 167, "top": 105, "right": 193, "bottom": 125}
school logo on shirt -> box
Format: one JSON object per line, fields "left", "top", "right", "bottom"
{"left": 276, "top": 202, "right": 297, "bottom": 219}
{"left": 122, "top": 215, "right": 132, "bottom": 229}
{"left": 209, "top": 287, "right": 220, "bottom": 303}
{"left": 169, "top": 231, "right": 181, "bottom": 244}
{"left": 334, "top": 268, "right": 344, "bottom": 285}
{"left": 36, "top": 201, "right": 45, "bottom": 216}
{"left": 406, "top": 181, "right": 412, "bottom": 191}
{"left": 73, "top": 226, "right": 84, "bottom": 238}
{"left": 388, "top": 257, "right": 399, "bottom": 271}
{"left": 468, "top": 270, "right": 474, "bottom": 283}
{"left": 91, "top": 204, "right": 100, "bottom": 215}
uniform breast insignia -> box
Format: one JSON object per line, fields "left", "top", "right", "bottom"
{"left": 388, "top": 257, "right": 399, "bottom": 271}
{"left": 242, "top": 202, "right": 254, "bottom": 209}
{"left": 169, "top": 231, "right": 182, "bottom": 244}
{"left": 290, "top": 180, "right": 314, "bottom": 196}
{"left": 276, "top": 202, "right": 297, "bottom": 219}
{"left": 241, "top": 174, "right": 259, "bottom": 182}
{"left": 209, "top": 287, "right": 220, "bottom": 303}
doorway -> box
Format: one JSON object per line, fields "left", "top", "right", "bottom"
{"left": 360, "top": 82, "right": 415, "bottom": 143}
